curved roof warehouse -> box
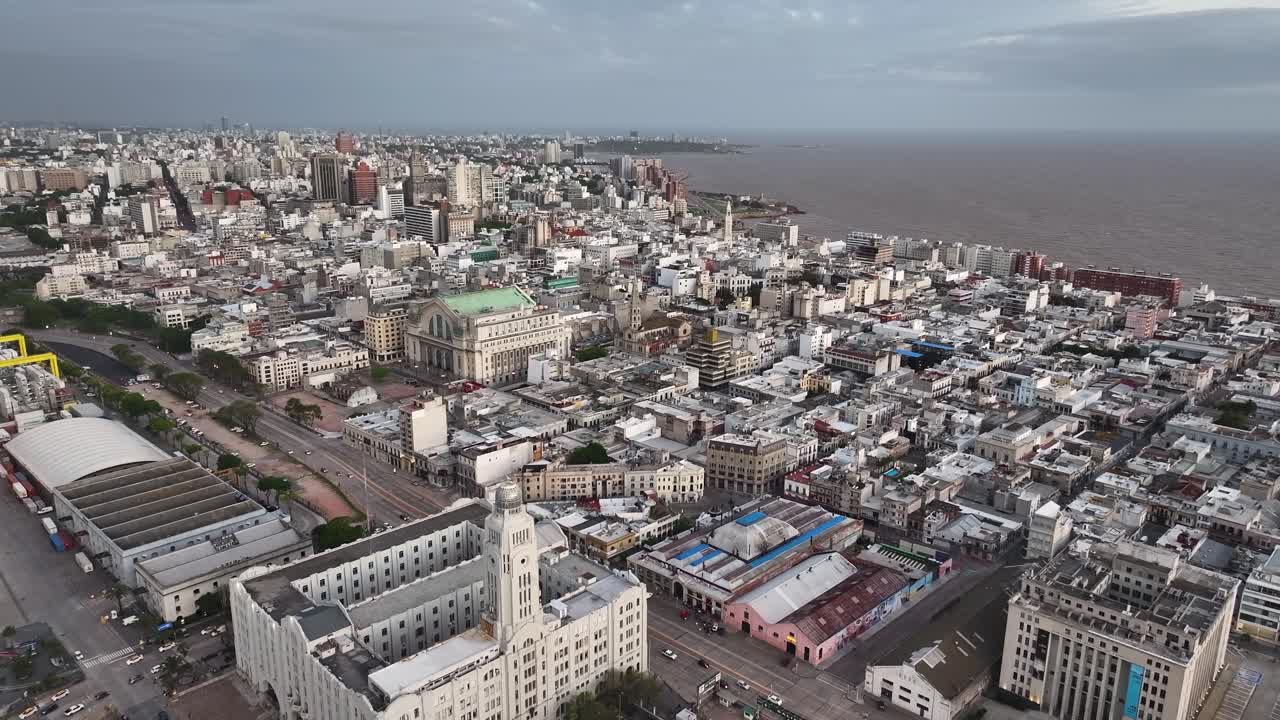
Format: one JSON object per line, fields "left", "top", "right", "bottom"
{"left": 5, "top": 417, "right": 169, "bottom": 486}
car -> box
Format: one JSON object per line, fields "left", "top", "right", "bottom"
{"left": 126, "top": 654, "right": 144, "bottom": 665}
{"left": 259, "top": 441, "right": 269, "bottom": 447}
{"left": 40, "top": 704, "right": 57, "bottom": 716}
{"left": 20, "top": 706, "right": 38, "bottom": 719}
{"left": 150, "top": 664, "right": 163, "bottom": 674}
{"left": 158, "top": 642, "right": 175, "bottom": 652}
{"left": 711, "top": 624, "right": 719, "bottom": 632}
{"left": 767, "top": 695, "right": 782, "bottom": 706}
{"left": 876, "top": 699, "right": 887, "bottom": 710}
{"left": 50, "top": 690, "right": 69, "bottom": 702}
{"left": 72, "top": 650, "right": 83, "bottom": 660}
{"left": 64, "top": 705, "right": 85, "bottom": 716}
{"left": 305, "top": 450, "right": 312, "bottom": 455}
{"left": 736, "top": 680, "right": 750, "bottom": 691}
{"left": 93, "top": 692, "right": 110, "bottom": 701}
{"left": 697, "top": 658, "right": 710, "bottom": 669}
{"left": 399, "top": 514, "right": 411, "bottom": 521}
{"left": 157, "top": 712, "right": 169, "bottom": 720}
{"left": 128, "top": 675, "right": 143, "bottom": 685}
{"left": 320, "top": 467, "right": 326, "bottom": 473}
{"left": 661, "top": 649, "right": 677, "bottom": 660}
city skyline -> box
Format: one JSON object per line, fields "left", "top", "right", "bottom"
{"left": 4, "top": 0, "right": 1280, "bottom": 131}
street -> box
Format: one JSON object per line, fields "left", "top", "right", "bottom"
{"left": 31, "top": 329, "right": 459, "bottom": 526}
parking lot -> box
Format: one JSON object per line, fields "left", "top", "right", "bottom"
{"left": 0, "top": 483, "right": 169, "bottom": 719}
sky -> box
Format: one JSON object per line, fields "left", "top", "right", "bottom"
{"left": 3, "top": 0, "right": 1280, "bottom": 131}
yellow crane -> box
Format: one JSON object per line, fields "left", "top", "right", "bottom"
{"left": 0, "top": 334, "right": 29, "bottom": 357}
{"left": 0, "top": 352, "right": 60, "bottom": 378}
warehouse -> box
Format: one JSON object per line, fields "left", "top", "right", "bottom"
{"left": 6, "top": 418, "right": 305, "bottom": 619}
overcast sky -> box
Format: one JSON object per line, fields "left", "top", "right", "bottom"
{"left": 3, "top": 0, "right": 1279, "bottom": 131}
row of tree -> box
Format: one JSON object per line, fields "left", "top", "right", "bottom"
{"left": 195, "top": 348, "right": 255, "bottom": 392}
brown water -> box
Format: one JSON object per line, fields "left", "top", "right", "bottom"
{"left": 664, "top": 133, "right": 1280, "bottom": 297}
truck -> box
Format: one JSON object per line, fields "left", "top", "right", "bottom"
{"left": 74, "top": 552, "right": 93, "bottom": 574}
{"left": 11, "top": 481, "right": 26, "bottom": 499}
{"left": 121, "top": 615, "right": 138, "bottom": 626}
{"left": 134, "top": 373, "right": 152, "bottom": 383}
{"left": 21, "top": 498, "right": 37, "bottom": 514}
{"left": 48, "top": 533, "right": 65, "bottom": 552}
{"left": 40, "top": 517, "right": 57, "bottom": 535}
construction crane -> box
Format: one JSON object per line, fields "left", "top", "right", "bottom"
{"left": 0, "top": 352, "right": 61, "bottom": 378}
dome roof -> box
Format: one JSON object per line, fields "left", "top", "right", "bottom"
{"left": 494, "top": 481, "right": 523, "bottom": 511}
{"left": 708, "top": 517, "right": 798, "bottom": 561}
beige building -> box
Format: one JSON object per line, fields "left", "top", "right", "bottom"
{"left": 1000, "top": 541, "right": 1237, "bottom": 720}
{"left": 35, "top": 267, "right": 88, "bottom": 300}
{"left": 406, "top": 287, "right": 571, "bottom": 385}
{"left": 365, "top": 305, "right": 407, "bottom": 363}
{"left": 706, "top": 432, "right": 788, "bottom": 496}
{"left": 515, "top": 458, "right": 703, "bottom": 504}
{"left": 250, "top": 341, "right": 371, "bottom": 392}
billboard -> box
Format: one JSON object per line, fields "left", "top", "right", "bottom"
{"left": 1123, "top": 664, "right": 1145, "bottom": 719}
{"left": 697, "top": 672, "right": 722, "bottom": 698}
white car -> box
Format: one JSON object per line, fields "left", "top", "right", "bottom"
{"left": 19, "top": 706, "right": 37, "bottom": 719}
{"left": 736, "top": 680, "right": 750, "bottom": 691}
{"left": 150, "top": 664, "right": 164, "bottom": 674}
{"left": 63, "top": 705, "right": 85, "bottom": 717}
{"left": 661, "top": 649, "right": 678, "bottom": 660}
{"left": 259, "top": 441, "right": 269, "bottom": 447}
{"left": 72, "top": 650, "right": 83, "bottom": 660}
{"left": 125, "top": 654, "right": 144, "bottom": 665}
{"left": 158, "top": 642, "right": 175, "bottom": 653}
{"left": 767, "top": 695, "right": 782, "bottom": 706}
{"left": 50, "top": 689, "right": 70, "bottom": 702}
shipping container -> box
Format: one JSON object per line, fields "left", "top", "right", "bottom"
{"left": 10, "top": 482, "right": 25, "bottom": 499}
{"left": 74, "top": 552, "right": 92, "bottom": 573}
{"left": 19, "top": 480, "right": 35, "bottom": 498}
{"left": 59, "top": 530, "right": 78, "bottom": 551}
{"left": 40, "top": 517, "right": 56, "bottom": 535}
{"left": 14, "top": 471, "right": 26, "bottom": 483}
{"left": 48, "top": 533, "right": 64, "bottom": 552}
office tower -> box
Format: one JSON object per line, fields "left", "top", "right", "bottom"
{"left": 722, "top": 198, "right": 733, "bottom": 242}
{"left": 706, "top": 432, "right": 788, "bottom": 496}
{"left": 609, "top": 155, "right": 633, "bottom": 181}
{"left": 348, "top": 161, "right": 378, "bottom": 205}
{"left": 275, "top": 131, "right": 294, "bottom": 157}
{"left": 573, "top": 142, "right": 585, "bottom": 160}
{"left": 543, "top": 141, "right": 561, "bottom": 165}
{"left": 377, "top": 186, "right": 404, "bottom": 219}
{"left": 335, "top": 131, "right": 355, "bottom": 154}
{"left": 405, "top": 148, "right": 428, "bottom": 206}
{"left": 1000, "top": 541, "right": 1236, "bottom": 720}
{"left": 220, "top": 116, "right": 228, "bottom": 133}
{"left": 403, "top": 205, "right": 444, "bottom": 243}
{"left": 127, "top": 196, "right": 159, "bottom": 236}
{"left": 446, "top": 157, "right": 473, "bottom": 207}
{"left": 686, "top": 328, "right": 739, "bottom": 388}
{"left": 310, "top": 154, "right": 346, "bottom": 203}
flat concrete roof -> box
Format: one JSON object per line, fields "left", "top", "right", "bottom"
{"left": 60, "top": 457, "right": 263, "bottom": 551}
{"left": 347, "top": 557, "right": 486, "bottom": 630}
{"left": 136, "top": 517, "right": 308, "bottom": 590}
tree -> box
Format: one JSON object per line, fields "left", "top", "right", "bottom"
{"left": 715, "top": 286, "right": 736, "bottom": 308}
{"left": 149, "top": 363, "right": 171, "bottom": 380}
{"left": 574, "top": 346, "right": 609, "bottom": 362}
{"left": 106, "top": 583, "right": 130, "bottom": 614}
{"left": 315, "top": 517, "right": 365, "bottom": 551}
{"left": 370, "top": 366, "right": 390, "bottom": 382}
{"left": 225, "top": 400, "right": 261, "bottom": 433}
{"left": 147, "top": 416, "right": 175, "bottom": 434}
{"left": 182, "top": 442, "right": 202, "bottom": 456}
{"left": 1, "top": 625, "right": 14, "bottom": 636}
{"left": 195, "top": 592, "right": 224, "bottom": 617}
{"left": 563, "top": 692, "right": 613, "bottom": 720}
{"left": 119, "top": 392, "right": 162, "bottom": 420}
{"left": 217, "top": 454, "right": 244, "bottom": 472}
{"left": 276, "top": 486, "right": 301, "bottom": 507}
{"left": 20, "top": 299, "right": 58, "bottom": 328}
{"left": 164, "top": 372, "right": 204, "bottom": 401}
{"left": 258, "top": 475, "right": 292, "bottom": 504}
{"left": 566, "top": 442, "right": 610, "bottom": 465}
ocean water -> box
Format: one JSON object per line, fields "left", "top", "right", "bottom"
{"left": 661, "top": 132, "right": 1280, "bottom": 297}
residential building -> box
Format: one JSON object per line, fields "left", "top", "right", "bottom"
{"left": 128, "top": 195, "right": 160, "bottom": 236}
{"left": 404, "top": 205, "right": 445, "bottom": 243}
{"left": 685, "top": 328, "right": 749, "bottom": 389}
{"left": 365, "top": 305, "right": 408, "bottom": 363}
{"left": 1073, "top": 269, "right": 1182, "bottom": 307}
{"left": 39, "top": 167, "right": 88, "bottom": 191}
{"left": 249, "top": 341, "right": 371, "bottom": 392}
{"left": 706, "top": 432, "right": 788, "bottom": 496}
{"left": 348, "top": 161, "right": 378, "bottom": 204}
{"left": 35, "top": 266, "right": 87, "bottom": 300}
{"left": 190, "top": 319, "right": 253, "bottom": 355}
{"left": 406, "top": 287, "right": 571, "bottom": 386}
{"left": 311, "top": 154, "right": 346, "bottom": 203}
{"left": 1026, "top": 501, "right": 1072, "bottom": 561}
{"left": 514, "top": 458, "right": 703, "bottom": 504}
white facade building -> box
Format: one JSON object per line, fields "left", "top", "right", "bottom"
{"left": 1238, "top": 547, "right": 1280, "bottom": 643}
{"left": 232, "top": 490, "right": 648, "bottom": 720}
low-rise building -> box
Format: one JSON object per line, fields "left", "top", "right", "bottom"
{"left": 249, "top": 341, "right": 371, "bottom": 392}
{"left": 514, "top": 457, "right": 703, "bottom": 504}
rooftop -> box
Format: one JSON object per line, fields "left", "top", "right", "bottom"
{"left": 6, "top": 418, "right": 170, "bottom": 488}
{"left": 440, "top": 287, "right": 532, "bottom": 316}
{"left": 136, "top": 517, "right": 307, "bottom": 589}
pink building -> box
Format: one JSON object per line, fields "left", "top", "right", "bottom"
{"left": 724, "top": 553, "right": 908, "bottom": 665}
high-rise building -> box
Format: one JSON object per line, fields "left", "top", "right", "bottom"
{"left": 377, "top": 186, "right": 404, "bottom": 219}
{"left": 231, "top": 492, "right": 648, "bottom": 720}
{"left": 127, "top": 195, "right": 159, "bottom": 236}
{"left": 572, "top": 142, "right": 585, "bottom": 160}
{"left": 335, "top": 131, "right": 355, "bottom": 154}
{"left": 403, "top": 205, "right": 444, "bottom": 243}
{"left": 722, "top": 198, "right": 733, "bottom": 242}
{"left": 543, "top": 141, "right": 561, "bottom": 165}
{"left": 348, "top": 161, "right": 378, "bottom": 205}
{"left": 609, "top": 155, "right": 633, "bottom": 181}
{"left": 39, "top": 168, "right": 88, "bottom": 191}
{"left": 685, "top": 328, "right": 742, "bottom": 388}
{"left": 405, "top": 149, "right": 428, "bottom": 206}
{"left": 446, "top": 158, "right": 473, "bottom": 207}
{"left": 1238, "top": 547, "right": 1280, "bottom": 643}
{"left": 1000, "top": 541, "right": 1237, "bottom": 720}
{"left": 310, "top": 154, "right": 346, "bottom": 203}
{"left": 1072, "top": 269, "right": 1183, "bottom": 307}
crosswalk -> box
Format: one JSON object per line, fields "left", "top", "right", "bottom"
{"left": 1214, "top": 667, "right": 1260, "bottom": 720}
{"left": 1270, "top": 695, "right": 1280, "bottom": 720}
{"left": 80, "top": 646, "right": 137, "bottom": 669}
